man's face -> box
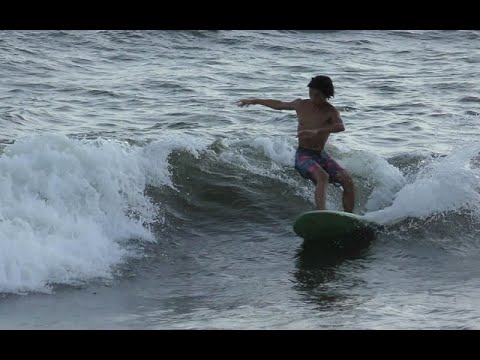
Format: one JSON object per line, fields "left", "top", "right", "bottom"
{"left": 309, "top": 88, "right": 325, "bottom": 105}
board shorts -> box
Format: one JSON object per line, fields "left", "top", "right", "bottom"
{"left": 294, "top": 147, "right": 344, "bottom": 187}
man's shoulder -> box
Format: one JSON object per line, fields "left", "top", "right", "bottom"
{"left": 325, "top": 102, "right": 339, "bottom": 114}
{"left": 295, "top": 98, "right": 308, "bottom": 106}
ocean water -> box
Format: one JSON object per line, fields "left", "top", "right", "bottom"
{"left": 1, "top": 30, "right": 480, "bottom": 329}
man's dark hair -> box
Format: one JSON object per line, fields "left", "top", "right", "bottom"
{"left": 307, "top": 75, "right": 334, "bottom": 99}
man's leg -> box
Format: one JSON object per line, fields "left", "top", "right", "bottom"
{"left": 311, "top": 168, "right": 330, "bottom": 210}
{"left": 334, "top": 170, "right": 355, "bottom": 213}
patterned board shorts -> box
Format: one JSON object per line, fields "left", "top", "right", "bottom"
{"left": 294, "top": 147, "right": 345, "bottom": 187}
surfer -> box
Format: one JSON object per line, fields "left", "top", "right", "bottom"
{"left": 238, "top": 75, "right": 355, "bottom": 213}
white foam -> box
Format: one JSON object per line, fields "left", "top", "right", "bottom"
{"left": 141, "top": 132, "right": 212, "bottom": 189}
{"left": 364, "top": 145, "right": 480, "bottom": 225}
{"left": 0, "top": 134, "right": 203, "bottom": 294}
{"left": 248, "top": 136, "right": 296, "bottom": 166}
{"left": 221, "top": 136, "right": 296, "bottom": 167}
{"left": 341, "top": 150, "right": 406, "bottom": 212}
{"left": 219, "top": 136, "right": 298, "bottom": 183}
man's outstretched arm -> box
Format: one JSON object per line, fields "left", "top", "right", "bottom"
{"left": 237, "top": 98, "right": 300, "bottom": 110}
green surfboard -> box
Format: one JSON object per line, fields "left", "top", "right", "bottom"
{"left": 293, "top": 210, "right": 378, "bottom": 243}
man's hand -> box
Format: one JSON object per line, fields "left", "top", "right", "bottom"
{"left": 237, "top": 99, "right": 257, "bottom": 107}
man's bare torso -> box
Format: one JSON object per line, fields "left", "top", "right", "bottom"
{"left": 296, "top": 99, "right": 335, "bottom": 151}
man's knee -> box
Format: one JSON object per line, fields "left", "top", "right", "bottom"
{"left": 336, "top": 171, "right": 354, "bottom": 190}
{"left": 312, "top": 168, "right": 329, "bottom": 185}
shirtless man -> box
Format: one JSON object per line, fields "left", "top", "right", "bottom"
{"left": 237, "top": 75, "right": 355, "bottom": 213}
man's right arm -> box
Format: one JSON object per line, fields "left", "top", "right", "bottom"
{"left": 238, "top": 98, "right": 301, "bottom": 111}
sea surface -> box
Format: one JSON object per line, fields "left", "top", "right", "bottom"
{"left": 1, "top": 30, "right": 479, "bottom": 329}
